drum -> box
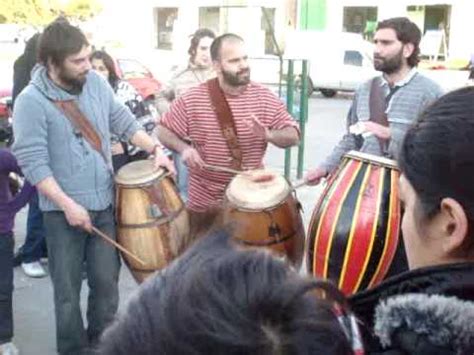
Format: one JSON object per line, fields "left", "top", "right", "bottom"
{"left": 223, "top": 169, "right": 305, "bottom": 267}
{"left": 115, "top": 160, "right": 189, "bottom": 283}
{"left": 307, "top": 151, "right": 401, "bottom": 295}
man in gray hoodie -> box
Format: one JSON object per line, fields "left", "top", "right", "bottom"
{"left": 12, "top": 21, "right": 173, "bottom": 355}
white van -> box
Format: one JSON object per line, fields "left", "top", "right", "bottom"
{"left": 284, "top": 31, "right": 377, "bottom": 97}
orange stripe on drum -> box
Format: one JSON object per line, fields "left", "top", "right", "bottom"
{"left": 369, "top": 168, "right": 401, "bottom": 287}
{"left": 320, "top": 160, "right": 363, "bottom": 279}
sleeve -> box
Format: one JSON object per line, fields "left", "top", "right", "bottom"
{"left": 320, "top": 95, "right": 359, "bottom": 173}
{"left": 8, "top": 180, "right": 35, "bottom": 213}
{"left": 11, "top": 94, "right": 53, "bottom": 185}
{"left": 159, "top": 95, "right": 189, "bottom": 139}
{"left": 107, "top": 80, "right": 143, "bottom": 140}
{"left": 264, "top": 90, "right": 300, "bottom": 134}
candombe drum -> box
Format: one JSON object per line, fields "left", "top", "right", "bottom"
{"left": 307, "top": 151, "right": 401, "bottom": 295}
{"left": 223, "top": 169, "right": 305, "bottom": 267}
{"left": 115, "top": 160, "right": 189, "bottom": 283}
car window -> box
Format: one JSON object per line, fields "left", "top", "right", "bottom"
{"left": 343, "top": 50, "right": 363, "bottom": 67}
{"left": 117, "top": 59, "right": 151, "bottom": 79}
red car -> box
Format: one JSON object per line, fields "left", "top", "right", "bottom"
{"left": 116, "top": 58, "right": 162, "bottom": 103}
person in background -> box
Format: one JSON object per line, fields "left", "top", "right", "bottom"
{"left": 90, "top": 50, "right": 158, "bottom": 172}
{"left": 0, "top": 149, "right": 35, "bottom": 355}
{"left": 156, "top": 28, "right": 216, "bottom": 200}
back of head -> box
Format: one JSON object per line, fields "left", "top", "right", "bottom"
{"left": 100, "top": 230, "right": 354, "bottom": 355}
{"left": 38, "top": 20, "right": 88, "bottom": 67}
{"left": 210, "top": 33, "right": 243, "bottom": 62}
{"left": 399, "top": 87, "right": 474, "bottom": 238}
{"left": 376, "top": 17, "right": 421, "bottom": 67}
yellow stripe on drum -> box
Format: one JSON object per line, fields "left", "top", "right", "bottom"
{"left": 322, "top": 160, "right": 363, "bottom": 279}
{"left": 311, "top": 159, "right": 352, "bottom": 275}
{"left": 338, "top": 164, "right": 372, "bottom": 290}
{"left": 354, "top": 166, "right": 385, "bottom": 292}
{"left": 369, "top": 168, "right": 399, "bottom": 288}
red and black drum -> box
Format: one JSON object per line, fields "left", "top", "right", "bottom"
{"left": 306, "top": 151, "right": 401, "bottom": 295}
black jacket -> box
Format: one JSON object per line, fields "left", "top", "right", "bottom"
{"left": 349, "top": 263, "right": 474, "bottom": 354}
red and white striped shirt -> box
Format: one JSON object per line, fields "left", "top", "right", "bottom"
{"left": 161, "top": 81, "right": 299, "bottom": 211}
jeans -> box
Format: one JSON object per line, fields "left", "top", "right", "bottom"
{"left": 43, "top": 206, "right": 120, "bottom": 355}
{"left": 17, "top": 191, "right": 47, "bottom": 263}
{"left": 173, "top": 151, "right": 189, "bottom": 202}
{"left": 0, "top": 233, "right": 14, "bottom": 344}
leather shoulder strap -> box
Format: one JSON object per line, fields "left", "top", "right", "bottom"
{"left": 207, "top": 78, "right": 242, "bottom": 170}
{"left": 54, "top": 100, "right": 110, "bottom": 167}
{"left": 369, "top": 77, "right": 389, "bottom": 152}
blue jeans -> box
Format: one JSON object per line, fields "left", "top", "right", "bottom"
{"left": 173, "top": 151, "right": 189, "bottom": 202}
{"left": 0, "top": 233, "right": 13, "bottom": 344}
{"left": 17, "top": 191, "right": 47, "bottom": 263}
{"left": 43, "top": 206, "right": 120, "bottom": 355}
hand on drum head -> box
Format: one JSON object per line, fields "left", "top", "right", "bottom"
{"left": 153, "top": 150, "right": 176, "bottom": 175}
{"left": 182, "top": 146, "right": 205, "bottom": 169}
{"left": 63, "top": 200, "right": 93, "bottom": 232}
{"left": 305, "top": 167, "right": 328, "bottom": 186}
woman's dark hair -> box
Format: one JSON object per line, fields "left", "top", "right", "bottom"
{"left": 398, "top": 87, "right": 474, "bottom": 226}
{"left": 210, "top": 33, "right": 243, "bottom": 61}
{"left": 90, "top": 50, "right": 120, "bottom": 88}
{"left": 188, "top": 28, "right": 216, "bottom": 63}
{"left": 100, "top": 230, "right": 353, "bottom": 355}
{"left": 38, "top": 20, "right": 88, "bottom": 67}
{"left": 377, "top": 17, "right": 421, "bottom": 67}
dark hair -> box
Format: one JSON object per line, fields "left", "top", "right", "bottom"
{"left": 376, "top": 17, "right": 421, "bottom": 67}
{"left": 398, "top": 87, "right": 474, "bottom": 227}
{"left": 90, "top": 50, "right": 119, "bottom": 88}
{"left": 38, "top": 20, "right": 89, "bottom": 67}
{"left": 188, "top": 28, "right": 216, "bottom": 63}
{"left": 210, "top": 33, "right": 243, "bottom": 61}
{"left": 100, "top": 230, "right": 353, "bottom": 355}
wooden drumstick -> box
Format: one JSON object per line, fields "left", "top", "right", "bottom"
{"left": 91, "top": 226, "right": 146, "bottom": 266}
{"left": 203, "top": 163, "right": 245, "bottom": 175}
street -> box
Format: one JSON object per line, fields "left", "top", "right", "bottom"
{"left": 11, "top": 94, "right": 352, "bottom": 355}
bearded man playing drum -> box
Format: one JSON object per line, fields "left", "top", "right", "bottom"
{"left": 158, "top": 34, "right": 300, "bottom": 215}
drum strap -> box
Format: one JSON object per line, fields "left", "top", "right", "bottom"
{"left": 207, "top": 78, "right": 243, "bottom": 170}
{"left": 369, "top": 77, "right": 390, "bottom": 154}
{"left": 53, "top": 100, "right": 112, "bottom": 171}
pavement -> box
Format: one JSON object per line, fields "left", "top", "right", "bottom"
{"left": 10, "top": 93, "right": 352, "bottom": 355}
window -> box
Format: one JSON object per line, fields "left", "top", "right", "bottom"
{"left": 344, "top": 51, "right": 363, "bottom": 66}
{"left": 155, "top": 7, "right": 178, "bottom": 50}
{"left": 343, "top": 7, "right": 378, "bottom": 40}
{"left": 199, "top": 7, "right": 220, "bottom": 34}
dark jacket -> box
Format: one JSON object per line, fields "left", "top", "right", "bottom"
{"left": 349, "top": 263, "right": 474, "bottom": 354}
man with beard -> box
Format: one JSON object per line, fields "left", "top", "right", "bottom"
{"left": 158, "top": 33, "right": 299, "bottom": 216}
{"left": 12, "top": 21, "right": 173, "bottom": 355}
{"left": 305, "top": 17, "right": 443, "bottom": 185}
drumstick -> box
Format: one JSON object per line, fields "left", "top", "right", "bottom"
{"left": 203, "top": 163, "right": 245, "bottom": 175}
{"left": 91, "top": 226, "right": 146, "bottom": 266}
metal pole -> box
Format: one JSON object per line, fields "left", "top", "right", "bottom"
{"left": 285, "top": 60, "right": 295, "bottom": 179}
{"left": 297, "top": 60, "right": 309, "bottom": 179}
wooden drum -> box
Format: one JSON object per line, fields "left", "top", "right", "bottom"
{"left": 223, "top": 169, "right": 305, "bottom": 267}
{"left": 307, "top": 151, "right": 401, "bottom": 295}
{"left": 115, "top": 160, "right": 189, "bottom": 283}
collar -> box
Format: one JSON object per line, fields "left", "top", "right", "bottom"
{"left": 379, "top": 67, "right": 418, "bottom": 88}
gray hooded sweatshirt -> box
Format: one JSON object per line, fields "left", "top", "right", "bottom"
{"left": 12, "top": 65, "right": 142, "bottom": 211}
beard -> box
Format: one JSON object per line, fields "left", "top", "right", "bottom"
{"left": 373, "top": 49, "right": 403, "bottom": 74}
{"left": 58, "top": 66, "right": 88, "bottom": 94}
{"left": 222, "top": 67, "right": 251, "bottom": 87}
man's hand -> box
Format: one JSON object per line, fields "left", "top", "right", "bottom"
{"left": 181, "top": 146, "right": 205, "bottom": 169}
{"left": 305, "top": 167, "right": 328, "bottom": 186}
{"left": 63, "top": 200, "right": 92, "bottom": 232}
{"left": 363, "top": 121, "right": 391, "bottom": 140}
{"left": 243, "top": 114, "right": 270, "bottom": 141}
{"left": 152, "top": 148, "right": 176, "bottom": 175}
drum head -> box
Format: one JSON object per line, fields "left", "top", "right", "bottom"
{"left": 344, "top": 150, "right": 398, "bottom": 169}
{"left": 115, "top": 160, "right": 166, "bottom": 186}
{"left": 226, "top": 169, "right": 290, "bottom": 210}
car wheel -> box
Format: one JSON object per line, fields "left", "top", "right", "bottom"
{"left": 320, "top": 89, "right": 337, "bottom": 98}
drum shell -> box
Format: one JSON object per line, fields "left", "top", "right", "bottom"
{"left": 224, "top": 193, "right": 305, "bottom": 267}
{"left": 307, "top": 153, "right": 401, "bottom": 295}
{"left": 116, "top": 174, "right": 189, "bottom": 283}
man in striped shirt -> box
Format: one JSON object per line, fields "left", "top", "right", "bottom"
{"left": 158, "top": 33, "right": 300, "bottom": 212}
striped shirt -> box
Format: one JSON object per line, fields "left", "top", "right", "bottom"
{"left": 161, "top": 81, "right": 299, "bottom": 211}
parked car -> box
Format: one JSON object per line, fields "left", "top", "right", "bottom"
{"left": 116, "top": 58, "right": 162, "bottom": 103}
{"left": 284, "top": 31, "right": 377, "bottom": 97}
